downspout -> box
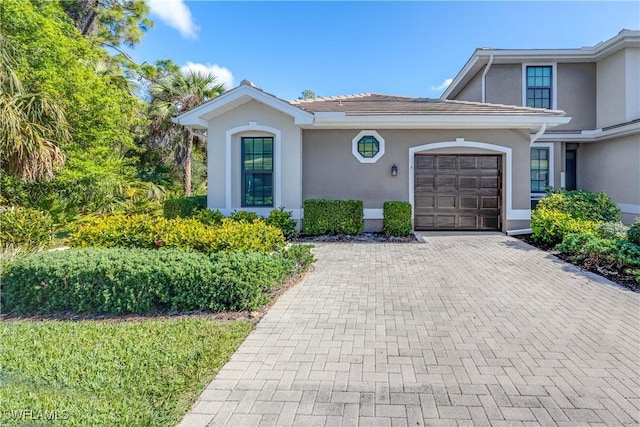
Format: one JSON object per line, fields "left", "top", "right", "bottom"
{"left": 481, "top": 54, "right": 494, "bottom": 103}
{"left": 530, "top": 123, "right": 547, "bottom": 143}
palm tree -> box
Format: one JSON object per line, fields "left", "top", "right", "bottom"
{"left": 150, "top": 69, "right": 224, "bottom": 196}
{"left": 0, "top": 34, "right": 69, "bottom": 182}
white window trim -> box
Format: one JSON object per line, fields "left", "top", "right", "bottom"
{"left": 530, "top": 142, "right": 555, "bottom": 197}
{"left": 522, "top": 63, "right": 557, "bottom": 110}
{"left": 408, "top": 138, "right": 531, "bottom": 222}
{"left": 352, "top": 130, "right": 385, "bottom": 163}
{"left": 225, "top": 123, "right": 281, "bottom": 211}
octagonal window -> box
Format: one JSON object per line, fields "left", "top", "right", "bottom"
{"left": 352, "top": 130, "right": 385, "bottom": 163}
{"left": 358, "top": 136, "right": 379, "bottom": 158}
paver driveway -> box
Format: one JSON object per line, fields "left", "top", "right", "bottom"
{"left": 180, "top": 233, "right": 640, "bottom": 427}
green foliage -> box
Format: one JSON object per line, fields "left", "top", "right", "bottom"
{"left": 303, "top": 199, "right": 364, "bottom": 235}
{"left": 557, "top": 233, "right": 640, "bottom": 281}
{"left": 162, "top": 195, "right": 207, "bottom": 219}
{"left": 70, "top": 214, "right": 286, "bottom": 253}
{"left": 596, "top": 222, "right": 629, "bottom": 240}
{"left": 230, "top": 210, "right": 260, "bottom": 223}
{"left": 628, "top": 220, "right": 640, "bottom": 246}
{"left": 266, "top": 207, "right": 298, "bottom": 238}
{"left": 383, "top": 201, "right": 412, "bottom": 236}
{"left": 0, "top": 319, "right": 251, "bottom": 426}
{"left": 2, "top": 245, "right": 314, "bottom": 314}
{"left": 0, "top": 206, "right": 55, "bottom": 249}
{"left": 539, "top": 190, "right": 621, "bottom": 222}
{"left": 194, "top": 208, "right": 225, "bottom": 227}
{"left": 531, "top": 207, "right": 598, "bottom": 246}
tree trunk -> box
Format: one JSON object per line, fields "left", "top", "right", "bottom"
{"left": 183, "top": 133, "right": 192, "bottom": 196}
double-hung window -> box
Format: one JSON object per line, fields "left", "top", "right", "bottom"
{"left": 241, "top": 137, "right": 273, "bottom": 207}
{"left": 526, "top": 66, "right": 553, "bottom": 109}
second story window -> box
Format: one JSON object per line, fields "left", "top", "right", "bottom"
{"left": 526, "top": 66, "right": 552, "bottom": 109}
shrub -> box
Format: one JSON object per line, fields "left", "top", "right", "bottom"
{"left": 229, "top": 210, "right": 260, "bottom": 223}
{"left": 303, "top": 199, "right": 364, "bottom": 235}
{"left": 70, "top": 214, "right": 286, "bottom": 253}
{"left": 0, "top": 206, "right": 55, "bottom": 249}
{"left": 557, "top": 233, "right": 640, "bottom": 272}
{"left": 194, "top": 208, "right": 225, "bottom": 227}
{"left": 209, "top": 219, "right": 286, "bottom": 253}
{"left": 383, "top": 201, "right": 412, "bottom": 236}
{"left": 628, "top": 220, "right": 640, "bottom": 245}
{"left": 597, "top": 222, "right": 629, "bottom": 240}
{"left": 531, "top": 206, "right": 598, "bottom": 246}
{"left": 267, "top": 207, "right": 298, "bottom": 238}
{"left": 2, "top": 246, "right": 315, "bottom": 315}
{"left": 280, "top": 244, "right": 315, "bottom": 274}
{"left": 537, "top": 190, "right": 621, "bottom": 222}
{"left": 163, "top": 196, "right": 207, "bottom": 219}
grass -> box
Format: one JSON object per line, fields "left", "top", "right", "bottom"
{"left": 0, "top": 318, "right": 252, "bottom": 426}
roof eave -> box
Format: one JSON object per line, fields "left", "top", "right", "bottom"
{"left": 304, "top": 114, "right": 570, "bottom": 130}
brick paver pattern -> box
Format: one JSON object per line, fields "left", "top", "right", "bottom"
{"left": 180, "top": 233, "right": 640, "bottom": 426}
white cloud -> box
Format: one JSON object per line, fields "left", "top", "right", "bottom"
{"left": 180, "top": 62, "right": 235, "bottom": 90}
{"left": 430, "top": 78, "right": 453, "bottom": 92}
{"left": 148, "top": 0, "right": 199, "bottom": 39}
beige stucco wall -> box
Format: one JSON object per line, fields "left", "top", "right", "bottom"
{"left": 302, "top": 128, "right": 532, "bottom": 231}
{"left": 206, "top": 100, "right": 303, "bottom": 215}
{"left": 576, "top": 134, "right": 640, "bottom": 224}
{"left": 485, "top": 64, "right": 522, "bottom": 106}
{"left": 597, "top": 50, "right": 627, "bottom": 128}
{"left": 555, "top": 63, "right": 596, "bottom": 131}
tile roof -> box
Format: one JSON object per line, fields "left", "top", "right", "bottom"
{"left": 290, "top": 93, "right": 565, "bottom": 116}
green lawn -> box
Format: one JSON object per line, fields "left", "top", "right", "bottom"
{"left": 0, "top": 318, "right": 252, "bottom": 426}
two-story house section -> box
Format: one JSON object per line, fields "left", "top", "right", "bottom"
{"left": 442, "top": 29, "right": 640, "bottom": 224}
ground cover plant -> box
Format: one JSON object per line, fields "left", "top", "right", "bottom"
{"left": 0, "top": 319, "right": 252, "bottom": 427}
{"left": 530, "top": 190, "right": 639, "bottom": 288}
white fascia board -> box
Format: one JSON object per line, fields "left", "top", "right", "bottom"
{"left": 537, "top": 121, "right": 640, "bottom": 142}
{"left": 308, "top": 114, "right": 570, "bottom": 130}
{"left": 441, "top": 55, "right": 482, "bottom": 99}
{"left": 174, "top": 85, "right": 313, "bottom": 126}
{"left": 171, "top": 116, "right": 208, "bottom": 128}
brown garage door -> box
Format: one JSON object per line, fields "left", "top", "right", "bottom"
{"left": 414, "top": 155, "right": 501, "bottom": 230}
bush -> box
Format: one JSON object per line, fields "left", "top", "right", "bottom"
{"left": 557, "top": 233, "right": 640, "bottom": 273}
{"left": 628, "top": 220, "right": 640, "bottom": 245}
{"left": 163, "top": 196, "right": 207, "bottom": 219}
{"left": 229, "top": 210, "right": 260, "bottom": 223}
{"left": 303, "top": 199, "right": 363, "bottom": 235}
{"left": 0, "top": 206, "right": 55, "bottom": 249}
{"left": 280, "top": 244, "right": 315, "bottom": 274}
{"left": 194, "top": 208, "right": 225, "bottom": 227}
{"left": 209, "top": 219, "right": 286, "bottom": 253}
{"left": 2, "top": 246, "right": 315, "bottom": 315}
{"left": 597, "top": 222, "right": 629, "bottom": 240}
{"left": 70, "top": 214, "right": 286, "bottom": 253}
{"left": 267, "top": 207, "right": 298, "bottom": 238}
{"left": 531, "top": 207, "right": 598, "bottom": 246}
{"left": 383, "top": 201, "right": 412, "bottom": 236}
{"left": 537, "top": 190, "right": 621, "bottom": 222}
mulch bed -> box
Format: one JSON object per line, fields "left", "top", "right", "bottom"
{"left": 515, "top": 234, "right": 639, "bottom": 292}
{"left": 293, "top": 232, "right": 418, "bottom": 243}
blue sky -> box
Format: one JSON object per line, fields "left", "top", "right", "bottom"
{"left": 131, "top": 1, "right": 640, "bottom": 100}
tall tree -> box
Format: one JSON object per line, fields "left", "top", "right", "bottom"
{"left": 150, "top": 69, "right": 225, "bottom": 196}
{"left": 299, "top": 89, "right": 316, "bottom": 99}
{"left": 0, "top": 34, "right": 69, "bottom": 181}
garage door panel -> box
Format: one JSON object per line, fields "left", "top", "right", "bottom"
{"left": 414, "top": 154, "right": 501, "bottom": 231}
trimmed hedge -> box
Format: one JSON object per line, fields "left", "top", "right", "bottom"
{"left": 2, "top": 245, "right": 314, "bottom": 314}
{"left": 383, "top": 201, "right": 412, "bottom": 236}
{"left": 0, "top": 206, "right": 55, "bottom": 250}
{"left": 163, "top": 196, "right": 207, "bottom": 219}
{"left": 303, "top": 199, "right": 363, "bottom": 235}
{"left": 70, "top": 214, "right": 286, "bottom": 253}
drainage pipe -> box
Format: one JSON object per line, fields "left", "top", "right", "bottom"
{"left": 481, "top": 54, "right": 494, "bottom": 103}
